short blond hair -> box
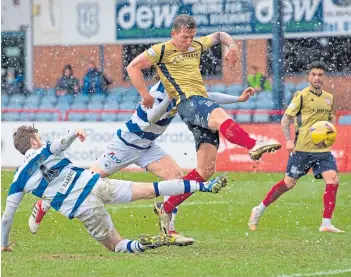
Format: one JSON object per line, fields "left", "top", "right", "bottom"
{"left": 173, "top": 14, "right": 196, "bottom": 32}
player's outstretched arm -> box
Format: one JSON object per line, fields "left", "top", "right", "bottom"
{"left": 127, "top": 53, "right": 155, "bottom": 109}
{"left": 146, "top": 93, "right": 173, "bottom": 124}
{"left": 207, "top": 87, "right": 255, "bottom": 104}
{"left": 281, "top": 114, "right": 295, "bottom": 153}
{"left": 49, "top": 129, "right": 86, "bottom": 154}
{"left": 1, "top": 191, "right": 23, "bottom": 252}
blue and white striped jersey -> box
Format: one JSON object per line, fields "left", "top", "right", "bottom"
{"left": 117, "top": 81, "right": 177, "bottom": 149}
{"left": 8, "top": 142, "right": 100, "bottom": 219}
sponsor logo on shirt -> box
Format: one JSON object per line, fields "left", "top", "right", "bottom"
{"left": 107, "top": 152, "right": 121, "bottom": 164}
{"left": 59, "top": 169, "right": 77, "bottom": 194}
{"left": 305, "top": 108, "right": 331, "bottom": 113}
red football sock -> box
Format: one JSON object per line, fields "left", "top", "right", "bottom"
{"left": 163, "top": 169, "right": 206, "bottom": 214}
{"left": 262, "top": 179, "right": 290, "bottom": 206}
{"left": 323, "top": 184, "right": 339, "bottom": 219}
{"left": 219, "top": 119, "right": 256, "bottom": 150}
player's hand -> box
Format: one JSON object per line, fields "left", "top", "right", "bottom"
{"left": 76, "top": 129, "right": 87, "bottom": 142}
{"left": 286, "top": 140, "right": 295, "bottom": 153}
{"left": 1, "top": 241, "right": 15, "bottom": 252}
{"left": 1, "top": 246, "right": 13, "bottom": 252}
{"left": 238, "top": 87, "right": 255, "bottom": 102}
{"left": 225, "top": 47, "right": 239, "bottom": 68}
{"left": 142, "top": 93, "right": 155, "bottom": 109}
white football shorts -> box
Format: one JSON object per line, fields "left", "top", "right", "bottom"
{"left": 96, "top": 133, "right": 167, "bottom": 175}
{"left": 75, "top": 178, "right": 133, "bottom": 241}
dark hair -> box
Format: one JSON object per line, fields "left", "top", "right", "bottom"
{"left": 13, "top": 125, "right": 38, "bottom": 155}
{"left": 62, "top": 64, "right": 73, "bottom": 76}
{"left": 172, "top": 14, "right": 196, "bottom": 32}
{"left": 308, "top": 61, "right": 327, "bottom": 72}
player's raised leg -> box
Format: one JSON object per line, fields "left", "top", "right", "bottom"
{"left": 131, "top": 175, "right": 227, "bottom": 200}
{"left": 208, "top": 107, "right": 281, "bottom": 160}
{"left": 319, "top": 170, "right": 343, "bottom": 233}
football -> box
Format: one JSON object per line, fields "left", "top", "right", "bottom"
{"left": 310, "top": 121, "right": 337, "bottom": 148}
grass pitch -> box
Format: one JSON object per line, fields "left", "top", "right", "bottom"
{"left": 1, "top": 170, "right": 351, "bottom": 277}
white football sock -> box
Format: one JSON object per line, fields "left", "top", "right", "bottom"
{"left": 154, "top": 180, "right": 201, "bottom": 196}
{"left": 169, "top": 208, "right": 178, "bottom": 231}
{"left": 257, "top": 202, "right": 266, "bottom": 214}
{"left": 41, "top": 200, "right": 51, "bottom": 212}
{"left": 115, "top": 239, "right": 146, "bottom": 253}
{"left": 322, "top": 218, "right": 331, "bottom": 227}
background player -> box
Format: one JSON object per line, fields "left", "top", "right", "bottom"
{"left": 2, "top": 125, "right": 228, "bottom": 253}
{"left": 126, "top": 14, "right": 281, "bottom": 234}
{"left": 248, "top": 61, "right": 343, "bottom": 233}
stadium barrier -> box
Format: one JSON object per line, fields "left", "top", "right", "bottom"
{"left": 2, "top": 108, "right": 351, "bottom": 122}
{"left": 2, "top": 122, "right": 350, "bottom": 172}
{"left": 1, "top": 108, "right": 63, "bottom": 121}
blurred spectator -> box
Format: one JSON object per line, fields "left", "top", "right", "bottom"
{"left": 82, "top": 60, "right": 112, "bottom": 95}
{"left": 247, "top": 66, "right": 272, "bottom": 92}
{"left": 55, "top": 64, "right": 80, "bottom": 96}
{"left": 1, "top": 68, "right": 28, "bottom": 95}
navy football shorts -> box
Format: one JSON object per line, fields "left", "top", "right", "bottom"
{"left": 286, "top": 151, "right": 337, "bottom": 179}
{"left": 177, "top": 96, "right": 221, "bottom": 151}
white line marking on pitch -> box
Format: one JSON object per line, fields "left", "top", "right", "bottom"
{"left": 106, "top": 200, "right": 346, "bottom": 210}
{"left": 107, "top": 200, "right": 230, "bottom": 210}
{"left": 276, "top": 268, "right": 351, "bottom": 277}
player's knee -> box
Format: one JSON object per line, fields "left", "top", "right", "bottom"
{"left": 284, "top": 176, "right": 297, "bottom": 189}
{"left": 208, "top": 108, "right": 231, "bottom": 130}
{"left": 164, "top": 168, "right": 184, "bottom": 180}
{"left": 325, "top": 173, "right": 339, "bottom": 185}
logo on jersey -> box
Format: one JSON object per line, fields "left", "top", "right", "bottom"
{"left": 104, "top": 161, "right": 111, "bottom": 169}
{"left": 288, "top": 103, "right": 296, "bottom": 110}
{"left": 59, "top": 139, "right": 66, "bottom": 151}
{"left": 59, "top": 170, "right": 77, "bottom": 194}
{"left": 188, "top": 47, "right": 195, "bottom": 51}
{"left": 147, "top": 48, "right": 156, "bottom": 56}
{"left": 331, "top": 0, "right": 351, "bottom": 7}
{"left": 107, "top": 152, "right": 121, "bottom": 164}
{"left": 325, "top": 98, "right": 331, "bottom": 105}
{"left": 77, "top": 2, "right": 99, "bottom": 38}
{"left": 171, "top": 52, "right": 200, "bottom": 64}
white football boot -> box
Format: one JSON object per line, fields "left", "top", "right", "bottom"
{"left": 249, "top": 140, "right": 281, "bottom": 160}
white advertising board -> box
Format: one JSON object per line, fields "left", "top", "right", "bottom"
{"left": 323, "top": 0, "right": 351, "bottom": 36}
{"left": 1, "top": 0, "right": 31, "bottom": 31}
{"left": 33, "top": 0, "right": 116, "bottom": 45}
{"left": 1, "top": 122, "right": 197, "bottom": 169}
